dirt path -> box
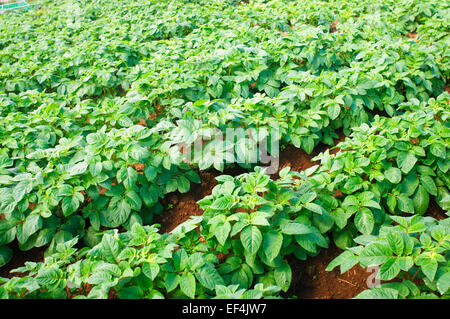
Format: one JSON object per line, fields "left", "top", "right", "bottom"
{"left": 285, "top": 243, "right": 370, "bottom": 299}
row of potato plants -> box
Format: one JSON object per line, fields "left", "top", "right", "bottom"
{"left": 0, "top": 0, "right": 448, "bottom": 274}
{"left": 0, "top": 0, "right": 448, "bottom": 298}
{"left": 1, "top": 100, "right": 448, "bottom": 298}
{"left": 1, "top": 90, "right": 448, "bottom": 264}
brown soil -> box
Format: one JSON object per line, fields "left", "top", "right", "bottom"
{"left": 285, "top": 243, "right": 370, "bottom": 299}
{"left": 444, "top": 85, "right": 450, "bottom": 94}
{"left": 425, "top": 198, "right": 447, "bottom": 220}
{"left": 154, "top": 166, "right": 247, "bottom": 233}
{"left": 330, "top": 19, "right": 338, "bottom": 33}
{"left": 155, "top": 171, "right": 218, "bottom": 233}
{"left": 277, "top": 145, "right": 319, "bottom": 174}
{"left": 274, "top": 130, "right": 346, "bottom": 179}
{"left": 316, "top": 131, "right": 346, "bottom": 155}
{"left": 408, "top": 32, "right": 417, "bottom": 39}
{"left": 0, "top": 242, "right": 46, "bottom": 278}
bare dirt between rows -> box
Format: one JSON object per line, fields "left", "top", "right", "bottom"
{"left": 285, "top": 243, "right": 370, "bottom": 299}
{"left": 0, "top": 242, "right": 45, "bottom": 279}
{"left": 154, "top": 165, "right": 248, "bottom": 234}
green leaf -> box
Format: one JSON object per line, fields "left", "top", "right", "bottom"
{"left": 196, "top": 264, "right": 225, "bottom": 290}
{"left": 327, "top": 104, "right": 341, "bottom": 120}
{"left": 385, "top": 167, "right": 401, "bottom": 184}
{"left": 354, "top": 287, "right": 399, "bottom": 299}
{"left": 386, "top": 232, "right": 404, "bottom": 256}
{"left": 140, "top": 185, "right": 159, "bottom": 207}
{"left": 214, "top": 222, "right": 231, "bottom": 246}
{"left": 165, "top": 273, "right": 179, "bottom": 293}
{"left": 437, "top": 272, "right": 450, "bottom": 295}
{"left": 129, "top": 145, "right": 150, "bottom": 161}
{"left": 377, "top": 257, "right": 401, "bottom": 281}
{"left": 177, "top": 175, "right": 191, "bottom": 194}
{"left": 0, "top": 246, "right": 13, "bottom": 267}
{"left": 62, "top": 196, "right": 80, "bottom": 216}
{"left": 117, "top": 286, "right": 144, "bottom": 299}
{"left": 100, "top": 234, "right": 119, "bottom": 263}
{"left": 397, "top": 195, "right": 414, "bottom": 213}
{"left": 22, "top": 214, "right": 42, "bottom": 239}
{"left": 263, "top": 231, "right": 283, "bottom": 261}
{"left": 397, "top": 256, "right": 413, "bottom": 272}
{"left": 36, "top": 267, "right": 63, "bottom": 287}
{"left": 326, "top": 250, "right": 358, "bottom": 274}
{"left": 70, "top": 162, "right": 88, "bottom": 176}
{"left": 210, "top": 195, "right": 234, "bottom": 210}
{"left": 281, "top": 223, "right": 314, "bottom": 235}
{"left": 125, "top": 190, "right": 142, "bottom": 211}
{"left": 142, "top": 262, "right": 160, "bottom": 280}
{"left": 241, "top": 226, "right": 262, "bottom": 256}
{"left": 333, "top": 228, "right": 354, "bottom": 250}
{"left": 107, "top": 198, "right": 131, "bottom": 226}
{"left": 360, "top": 242, "right": 392, "bottom": 266}
{"left": 274, "top": 262, "right": 292, "bottom": 292}
{"left": 386, "top": 194, "right": 397, "bottom": 213}
{"left": 354, "top": 209, "right": 374, "bottom": 235}
{"left": 180, "top": 272, "right": 196, "bottom": 298}
{"left": 412, "top": 185, "right": 429, "bottom": 215}
{"left": 420, "top": 176, "right": 437, "bottom": 196}
{"left": 430, "top": 143, "right": 446, "bottom": 159}
{"left": 331, "top": 208, "right": 351, "bottom": 229}
{"left": 304, "top": 202, "right": 324, "bottom": 214}
{"left": 342, "top": 195, "right": 359, "bottom": 208}
{"left": 400, "top": 153, "right": 417, "bottom": 174}
{"left": 89, "top": 162, "right": 103, "bottom": 177}
{"left": 144, "top": 166, "right": 158, "bottom": 181}
{"left": 419, "top": 258, "right": 438, "bottom": 282}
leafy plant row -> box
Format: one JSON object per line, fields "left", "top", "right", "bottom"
{"left": 1, "top": 102, "right": 448, "bottom": 298}
{"left": 328, "top": 216, "right": 450, "bottom": 299}
{"left": 0, "top": 0, "right": 448, "bottom": 298}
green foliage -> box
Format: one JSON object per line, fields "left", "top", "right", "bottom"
{"left": 0, "top": 0, "right": 449, "bottom": 299}
{"left": 328, "top": 216, "right": 450, "bottom": 298}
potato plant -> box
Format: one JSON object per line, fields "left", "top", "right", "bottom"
{"left": 0, "top": 0, "right": 448, "bottom": 299}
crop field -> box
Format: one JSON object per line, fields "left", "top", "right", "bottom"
{"left": 0, "top": 0, "right": 449, "bottom": 300}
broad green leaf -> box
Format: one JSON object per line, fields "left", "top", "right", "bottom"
{"left": 412, "top": 185, "right": 429, "bottom": 215}
{"left": 377, "top": 257, "right": 401, "bottom": 281}
{"left": 142, "top": 262, "right": 160, "bottom": 280}
{"left": 386, "top": 232, "right": 404, "bottom": 256}
{"left": 360, "top": 242, "right": 392, "bottom": 266}
{"left": 241, "top": 226, "right": 262, "bottom": 256}
{"left": 214, "top": 222, "right": 231, "bottom": 246}
{"left": 100, "top": 234, "right": 119, "bottom": 263}
{"left": 263, "top": 231, "right": 283, "bottom": 261}
{"left": 180, "top": 272, "right": 196, "bottom": 298}
{"left": 326, "top": 250, "right": 358, "bottom": 274}
{"left": 420, "top": 176, "right": 437, "bottom": 196}
{"left": 385, "top": 167, "right": 401, "bottom": 184}
{"left": 0, "top": 246, "right": 13, "bottom": 267}
{"left": 354, "top": 209, "right": 374, "bottom": 235}
{"left": 274, "top": 262, "right": 292, "bottom": 292}
{"left": 354, "top": 287, "right": 399, "bottom": 299}
{"left": 210, "top": 195, "right": 234, "bottom": 210}
{"left": 281, "top": 223, "right": 313, "bottom": 235}
{"left": 400, "top": 153, "right": 417, "bottom": 174}
{"left": 196, "top": 264, "right": 225, "bottom": 290}
{"left": 437, "top": 272, "right": 450, "bottom": 295}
